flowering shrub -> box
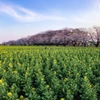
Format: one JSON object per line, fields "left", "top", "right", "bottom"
{"left": 0, "top": 46, "right": 99, "bottom": 100}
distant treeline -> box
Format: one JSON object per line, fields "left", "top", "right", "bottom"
{"left": 1, "top": 27, "right": 100, "bottom": 47}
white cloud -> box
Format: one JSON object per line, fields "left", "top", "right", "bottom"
{"left": 0, "top": 3, "right": 37, "bottom": 22}
{"left": 0, "top": 1, "right": 100, "bottom": 27}
{"left": 68, "top": 0, "right": 100, "bottom": 28}
{"left": 0, "top": 3, "right": 66, "bottom": 22}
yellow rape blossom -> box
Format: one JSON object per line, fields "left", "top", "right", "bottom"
{"left": 3, "top": 70, "right": 6, "bottom": 73}
{"left": 54, "top": 71, "right": 56, "bottom": 75}
{"left": 64, "top": 78, "right": 68, "bottom": 82}
{"left": 9, "top": 63, "right": 13, "bottom": 68}
{"left": 41, "top": 78, "right": 44, "bottom": 81}
{"left": 46, "top": 85, "right": 50, "bottom": 88}
{"left": 20, "top": 95, "right": 24, "bottom": 99}
{"left": 7, "top": 92, "right": 12, "bottom": 97}
{"left": 60, "top": 98, "right": 65, "bottom": 100}
{"left": 13, "top": 70, "right": 17, "bottom": 74}
{"left": 0, "top": 79, "right": 4, "bottom": 86}
{"left": 32, "top": 87, "right": 35, "bottom": 91}
{"left": 0, "top": 79, "right": 3, "bottom": 84}
{"left": 84, "top": 76, "right": 88, "bottom": 81}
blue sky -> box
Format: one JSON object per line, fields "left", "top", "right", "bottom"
{"left": 0, "top": 0, "right": 100, "bottom": 43}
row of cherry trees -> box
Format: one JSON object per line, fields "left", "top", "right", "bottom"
{"left": 1, "top": 27, "right": 100, "bottom": 47}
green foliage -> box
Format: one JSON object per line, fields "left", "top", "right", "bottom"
{"left": 0, "top": 46, "right": 100, "bottom": 100}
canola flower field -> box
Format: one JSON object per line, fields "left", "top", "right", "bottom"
{"left": 0, "top": 46, "right": 100, "bottom": 100}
